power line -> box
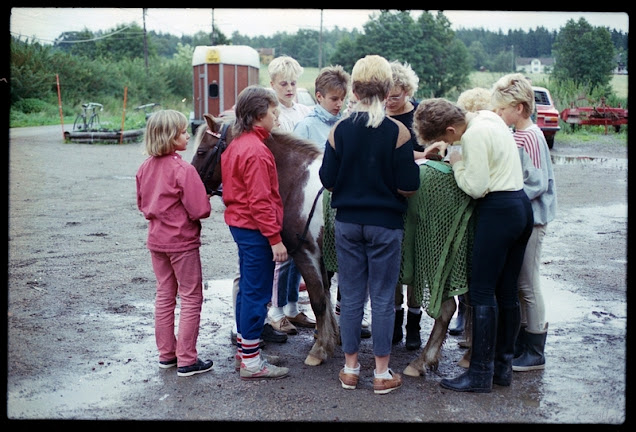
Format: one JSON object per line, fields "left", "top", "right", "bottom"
{"left": 55, "top": 26, "right": 136, "bottom": 44}
{"left": 10, "top": 25, "right": 137, "bottom": 44}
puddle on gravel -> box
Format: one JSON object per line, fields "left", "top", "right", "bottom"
{"left": 8, "top": 272, "right": 626, "bottom": 421}
{"left": 551, "top": 155, "right": 627, "bottom": 169}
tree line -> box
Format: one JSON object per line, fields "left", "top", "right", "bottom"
{"left": 11, "top": 10, "right": 627, "bottom": 113}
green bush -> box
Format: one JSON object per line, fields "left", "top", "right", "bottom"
{"left": 13, "top": 98, "right": 56, "bottom": 114}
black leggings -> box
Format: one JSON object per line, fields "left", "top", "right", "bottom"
{"left": 469, "top": 190, "right": 533, "bottom": 308}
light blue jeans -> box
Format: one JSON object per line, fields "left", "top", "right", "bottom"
{"left": 335, "top": 220, "right": 403, "bottom": 357}
{"left": 271, "top": 258, "right": 301, "bottom": 308}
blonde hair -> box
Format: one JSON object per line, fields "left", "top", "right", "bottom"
{"left": 491, "top": 73, "right": 535, "bottom": 118}
{"left": 268, "top": 55, "right": 304, "bottom": 82}
{"left": 351, "top": 55, "right": 393, "bottom": 128}
{"left": 390, "top": 61, "right": 419, "bottom": 98}
{"left": 457, "top": 87, "right": 493, "bottom": 112}
{"left": 232, "top": 85, "right": 279, "bottom": 136}
{"left": 412, "top": 98, "right": 466, "bottom": 144}
{"left": 143, "top": 109, "right": 188, "bottom": 156}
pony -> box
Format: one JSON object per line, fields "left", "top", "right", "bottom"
{"left": 191, "top": 113, "right": 474, "bottom": 376}
{"left": 191, "top": 113, "right": 338, "bottom": 366}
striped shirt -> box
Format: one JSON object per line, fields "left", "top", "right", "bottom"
{"left": 514, "top": 124, "right": 544, "bottom": 168}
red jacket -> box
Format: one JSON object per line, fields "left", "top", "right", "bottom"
{"left": 136, "top": 152, "right": 211, "bottom": 252}
{"left": 221, "top": 126, "right": 283, "bottom": 245}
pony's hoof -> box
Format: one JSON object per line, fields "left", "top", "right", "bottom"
{"left": 304, "top": 354, "right": 323, "bottom": 366}
{"left": 403, "top": 364, "right": 424, "bottom": 377}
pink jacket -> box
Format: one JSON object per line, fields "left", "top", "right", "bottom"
{"left": 136, "top": 153, "right": 211, "bottom": 252}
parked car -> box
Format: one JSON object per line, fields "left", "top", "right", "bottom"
{"left": 533, "top": 86, "right": 560, "bottom": 149}
{"left": 296, "top": 87, "right": 316, "bottom": 107}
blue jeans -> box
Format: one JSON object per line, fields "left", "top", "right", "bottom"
{"left": 272, "top": 258, "right": 301, "bottom": 308}
{"left": 335, "top": 221, "right": 403, "bottom": 357}
{"left": 230, "top": 226, "right": 275, "bottom": 341}
{"left": 469, "top": 190, "right": 534, "bottom": 308}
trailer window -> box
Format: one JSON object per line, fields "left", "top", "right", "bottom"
{"left": 209, "top": 82, "right": 219, "bottom": 98}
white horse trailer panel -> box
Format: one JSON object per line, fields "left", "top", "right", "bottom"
{"left": 191, "top": 45, "right": 260, "bottom": 133}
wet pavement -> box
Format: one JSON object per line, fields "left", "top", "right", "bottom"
{"left": 6, "top": 126, "right": 628, "bottom": 425}
{"left": 7, "top": 268, "right": 627, "bottom": 423}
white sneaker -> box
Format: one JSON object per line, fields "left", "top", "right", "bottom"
{"left": 240, "top": 361, "right": 289, "bottom": 380}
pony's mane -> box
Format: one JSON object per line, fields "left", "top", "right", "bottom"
{"left": 192, "top": 121, "right": 209, "bottom": 151}
{"left": 269, "top": 130, "right": 323, "bottom": 159}
{"left": 192, "top": 113, "right": 323, "bottom": 160}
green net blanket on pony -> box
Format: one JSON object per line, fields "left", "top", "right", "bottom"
{"left": 322, "top": 160, "right": 475, "bottom": 319}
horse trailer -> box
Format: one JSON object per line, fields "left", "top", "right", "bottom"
{"left": 190, "top": 45, "right": 260, "bottom": 134}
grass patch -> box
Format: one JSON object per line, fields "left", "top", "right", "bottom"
{"left": 259, "top": 64, "right": 319, "bottom": 94}
{"left": 611, "top": 74, "right": 628, "bottom": 100}
{"left": 10, "top": 95, "right": 191, "bottom": 129}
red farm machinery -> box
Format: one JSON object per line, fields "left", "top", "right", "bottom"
{"left": 560, "top": 96, "right": 628, "bottom": 134}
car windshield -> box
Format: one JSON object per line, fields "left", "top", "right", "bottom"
{"left": 296, "top": 89, "right": 315, "bottom": 106}
{"left": 534, "top": 90, "right": 551, "bottom": 106}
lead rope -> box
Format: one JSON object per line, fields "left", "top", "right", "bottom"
{"left": 287, "top": 186, "right": 325, "bottom": 255}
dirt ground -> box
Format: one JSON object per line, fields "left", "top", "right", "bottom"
{"left": 5, "top": 125, "right": 629, "bottom": 426}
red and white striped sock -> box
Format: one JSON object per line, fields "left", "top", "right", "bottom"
{"left": 241, "top": 337, "right": 261, "bottom": 370}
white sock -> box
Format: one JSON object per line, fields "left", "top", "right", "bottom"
{"left": 344, "top": 363, "right": 360, "bottom": 375}
{"left": 269, "top": 306, "right": 285, "bottom": 322}
{"left": 284, "top": 301, "right": 299, "bottom": 317}
{"left": 374, "top": 368, "right": 392, "bottom": 379}
{"left": 243, "top": 355, "right": 261, "bottom": 371}
{"left": 241, "top": 337, "right": 262, "bottom": 370}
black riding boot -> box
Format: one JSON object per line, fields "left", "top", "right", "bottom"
{"left": 493, "top": 303, "right": 521, "bottom": 386}
{"left": 440, "top": 305, "right": 497, "bottom": 393}
{"left": 449, "top": 295, "right": 466, "bottom": 336}
{"left": 405, "top": 310, "right": 422, "bottom": 350}
{"left": 513, "top": 324, "right": 548, "bottom": 371}
{"left": 392, "top": 309, "right": 404, "bottom": 344}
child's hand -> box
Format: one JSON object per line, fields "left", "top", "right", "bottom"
{"left": 448, "top": 149, "right": 462, "bottom": 165}
{"left": 271, "top": 242, "right": 288, "bottom": 262}
{"left": 423, "top": 141, "right": 448, "bottom": 160}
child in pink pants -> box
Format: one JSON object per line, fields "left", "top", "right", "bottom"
{"left": 136, "top": 109, "right": 213, "bottom": 377}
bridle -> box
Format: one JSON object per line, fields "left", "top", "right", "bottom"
{"left": 197, "top": 122, "right": 229, "bottom": 197}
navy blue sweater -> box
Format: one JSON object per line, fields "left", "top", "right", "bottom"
{"left": 319, "top": 112, "right": 420, "bottom": 229}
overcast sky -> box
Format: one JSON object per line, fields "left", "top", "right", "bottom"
{"left": 10, "top": 8, "right": 629, "bottom": 44}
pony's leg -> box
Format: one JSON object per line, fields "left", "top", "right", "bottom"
{"left": 404, "top": 298, "right": 456, "bottom": 377}
{"left": 305, "top": 303, "right": 338, "bottom": 365}
{"left": 304, "top": 268, "right": 338, "bottom": 365}
{"left": 294, "top": 257, "right": 338, "bottom": 366}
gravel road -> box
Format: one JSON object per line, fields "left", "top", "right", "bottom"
{"left": 6, "top": 125, "right": 628, "bottom": 425}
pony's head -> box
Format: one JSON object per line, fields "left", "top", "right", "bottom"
{"left": 190, "top": 113, "right": 235, "bottom": 196}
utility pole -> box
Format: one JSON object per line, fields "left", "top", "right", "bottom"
{"left": 318, "top": 9, "right": 323, "bottom": 69}
{"left": 143, "top": 9, "right": 149, "bottom": 74}
{"left": 511, "top": 44, "right": 515, "bottom": 72}
{"left": 211, "top": 9, "right": 215, "bottom": 45}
